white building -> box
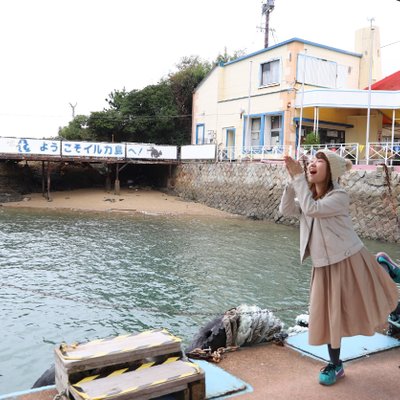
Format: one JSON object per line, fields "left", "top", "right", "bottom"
{"left": 192, "top": 27, "right": 399, "bottom": 163}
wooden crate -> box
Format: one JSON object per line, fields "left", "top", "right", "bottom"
{"left": 54, "top": 329, "right": 182, "bottom": 394}
{"left": 69, "top": 359, "right": 205, "bottom": 400}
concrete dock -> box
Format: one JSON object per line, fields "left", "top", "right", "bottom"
{"left": 3, "top": 342, "right": 399, "bottom": 400}
{"left": 219, "top": 342, "right": 400, "bottom": 400}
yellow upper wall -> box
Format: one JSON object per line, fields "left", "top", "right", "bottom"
{"left": 217, "top": 39, "right": 362, "bottom": 103}
{"left": 218, "top": 45, "right": 292, "bottom": 101}
{"left": 302, "top": 107, "right": 362, "bottom": 122}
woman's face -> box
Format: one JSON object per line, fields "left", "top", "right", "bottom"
{"left": 307, "top": 156, "right": 328, "bottom": 184}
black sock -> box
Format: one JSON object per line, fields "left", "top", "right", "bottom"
{"left": 327, "top": 344, "right": 341, "bottom": 366}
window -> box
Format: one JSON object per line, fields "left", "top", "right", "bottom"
{"left": 244, "top": 114, "right": 282, "bottom": 148}
{"left": 260, "top": 59, "right": 280, "bottom": 86}
{"left": 206, "top": 130, "right": 215, "bottom": 144}
{"left": 301, "top": 126, "right": 345, "bottom": 144}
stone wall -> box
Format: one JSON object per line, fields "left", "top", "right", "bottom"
{"left": 172, "top": 162, "right": 400, "bottom": 243}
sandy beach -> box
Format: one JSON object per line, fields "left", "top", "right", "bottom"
{"left": 1, "top": 188, "right": 236, "bottom": 218}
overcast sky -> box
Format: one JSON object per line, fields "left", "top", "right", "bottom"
{"left": 0, "top": 0, "right": 399, "bottom": 139}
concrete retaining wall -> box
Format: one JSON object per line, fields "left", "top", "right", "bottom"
{"left": 172, "top": 162, "right": 400, "bottom": 243}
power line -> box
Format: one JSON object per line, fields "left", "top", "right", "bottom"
{"left": 0, "top": 111, "right": 246, "bottom": 122}
{"left": 381, "top": 40, "right": 400, "bottom": 48}
{"left": 0, "top": 112, "right": 193, "bottom": 121}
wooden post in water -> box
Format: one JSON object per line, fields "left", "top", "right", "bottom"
{"left": 46, "top": 161, "right": 52, "bottom": 201}
{"left": 105, "top": 163, "right": 111, "bottom": 192}
{"left": 41, "top": 161, "right": 46, "bottom": 198}
{"left": 114, "top": 163, "right": 120, "bottom": 195}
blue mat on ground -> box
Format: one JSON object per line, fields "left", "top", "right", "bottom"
{"left": 286, "top": 331, "right": 400, "bottom": 362}
{"left": 190, "top": 359, "right": 252, "bottom": 399}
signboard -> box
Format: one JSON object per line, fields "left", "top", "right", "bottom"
{"left": 61, "top": 141, "right": 125, "bottom": 158}
{"left": 181, "top": 144, "right": 216, "bottom": 160}
{"left": 126, "top": 143, "right": 177, "bottom": 160}
{"left": 0, "top": 138, "right": 124, "bottom": 158}
{"left": 0, "top": 137, "right": 179, "bottom": 161}
{"left": 0, "top": 137, "right": 61, "bottom": 156}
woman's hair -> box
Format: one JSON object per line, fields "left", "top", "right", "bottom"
{"left": 309, "top": 152, "right": 334, "bottom": 200}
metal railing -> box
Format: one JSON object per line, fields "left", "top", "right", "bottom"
{"left": 298, "top": 143, "right": 359, "bottom": 164}
{"left": 217, "top": 145, "right": 293, "bottom": 162}
{"left": 216, "top": 142, "right": 400, "bottom": 166}
{"left": 367, "top": 142, "right": 400, "bottom": 165}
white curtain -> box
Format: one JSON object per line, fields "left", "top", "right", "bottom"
{"left": 262, "top": 59, "right": 280, "bottom": 85}
{"left": 297, "top": 54, "right": 337, "bottom": 88}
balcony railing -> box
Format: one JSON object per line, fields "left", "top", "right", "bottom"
{"left": 216, "top": 142, "right": 400, "bottom": 166}
{"left": 367, "top": 142, "right": 400, "bottom": 165}
{"left": 217, "top": 144, "right": 293, "bottom": 162}
{"left": 298, "top": 143, "right": 359, "bottom": 164}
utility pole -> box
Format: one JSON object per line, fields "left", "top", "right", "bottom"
{"left": 365, "top": 17, "right": 375, "bottom": 165}
{"left": 262, "top": 0, "right": 275, "bottom": 48}
{"left": 69, "top": 102, "right": 77, "bottom": 119}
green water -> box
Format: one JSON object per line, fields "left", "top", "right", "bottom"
{"left": 0, "top": 207, "right": 399, "bottom": 394}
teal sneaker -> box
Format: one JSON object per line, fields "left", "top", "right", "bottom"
{"left": 319, "top": 362, "right": 345, "bottom": 386}
{"left": 376, "top": 252, "right": 400, "bottom": 283}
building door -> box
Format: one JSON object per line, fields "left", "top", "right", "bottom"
{"left": 226, "top": 128, "right": 235, "bottom": 159}
{"left": 196, "top": 124, "right": 205, "bottom": 144}
{"left": 250, "top": 117, "right": 261, "bottom": 148}
{"left": 264, "top": 115, "right": 282, "bottom": 148}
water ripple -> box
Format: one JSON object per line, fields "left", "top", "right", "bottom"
{"left": 0, "top": 208, "right": 399, "bottom": 394}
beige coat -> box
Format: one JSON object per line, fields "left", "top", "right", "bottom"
{"left": 279, "top": 174, "right": 363, "bottom": 267}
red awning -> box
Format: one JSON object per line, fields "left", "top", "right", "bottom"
{"left": 365, "top": 70, "right": 400, "bottom": 90}
{"left": 364, "top": 71, "right": 400, "bottom": 125}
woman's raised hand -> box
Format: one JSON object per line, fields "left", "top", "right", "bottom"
{"left": 283, "top": 156, "right": 304, "bottom": 178}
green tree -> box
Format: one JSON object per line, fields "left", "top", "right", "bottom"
{"left": 58, "top": 51, "right": 244, "bottom": 144}
{"left": 86, "top": 110, "right": 126, "bottom": 142}
{"left": 168, "top": 56, "right": 212, "bottom": 115}
{"left": 58, "top": 115, "right": 90, "bottom": 140}
{"left": 303, "top": 131, "right": 320, "bottom": 145}
{"left": 303, "top": 131, "right": 320, "bottom": 150}
{"left": 214, "top": 47, "right": 246, "bottom": 65}
{"left": 117, "top": 82, "right": 179, "bottom": 144}
{"left": 167, "top": 56, "right": 212, "bottom": 143}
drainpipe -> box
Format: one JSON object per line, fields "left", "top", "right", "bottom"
{"left": 297, "top": 50, "right": 307, "bottom": 159}
{"left": 391, "top": 109, "right": 395, "bottom": 165}
{"left": 313, "top": 107, "right": 317, "bottom": 134}
{"left": 246, "top": 61, "right": 253, "bottom": 150}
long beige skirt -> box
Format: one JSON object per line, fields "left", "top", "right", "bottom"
{"left": 308, "top": 247, "right": 399, "bottom": 348}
